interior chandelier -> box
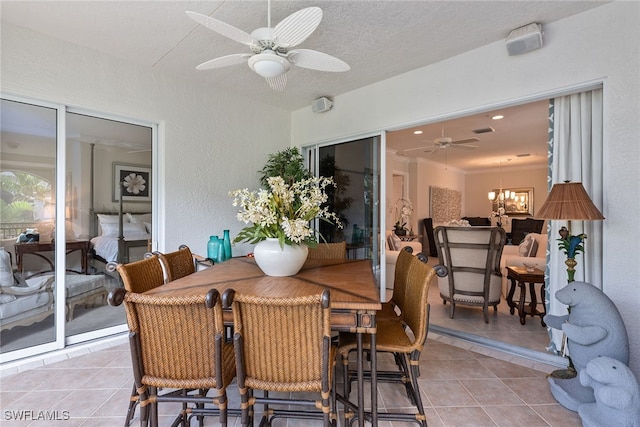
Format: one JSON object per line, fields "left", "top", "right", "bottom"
{"left": 488, "top": 188, "right": 516, "bottom": 207}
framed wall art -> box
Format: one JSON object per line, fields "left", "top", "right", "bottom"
{"left": 113, "top": 163, "right": 151, "bottom": 202}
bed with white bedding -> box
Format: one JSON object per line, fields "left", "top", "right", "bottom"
{"left": 90, "top": 212, "right": 150, "bottom": 264}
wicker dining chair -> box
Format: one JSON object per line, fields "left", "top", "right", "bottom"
{"left": 109, "top": 287, "right": 236, "bottom": 427}
{"left": 115, "top": 254, "right": 166, "bottom": 294}
{"left": 337, "top": 253, "right": 438, "bottom": 427}
{"left": 378, "top": 246, "right": 415, "bottom": 321}
{"left": 112, "top": 255, "right": 171, "bottom": 426}
{"left": 306, "top": 241, "right": 347, "bottom": 259}
{"left": 222, "top": 288, "right": 337, "bottom": 427}
{"left": 156, "top": 245, "right": 214, "bottom": 283}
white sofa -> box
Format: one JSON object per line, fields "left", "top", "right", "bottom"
{"left": 384, "top": 232, "right": 422, "bottom": 302}
{"left": 499, "top": 232, "right": 548, "bottom": 298}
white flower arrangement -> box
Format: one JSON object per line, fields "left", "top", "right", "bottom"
{"left": 230, "top": 176, "right": 342, "bottom": 248}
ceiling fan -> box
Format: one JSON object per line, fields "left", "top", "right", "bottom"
{"left": 186, "top": 0, "right": 350, "bottom": 91}
{"left": 402, "top": 124, "right": 479, "bottom": 155}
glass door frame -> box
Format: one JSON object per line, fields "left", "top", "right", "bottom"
{"left": 302, "top": 131, "right": 387, "bottom": 301}
{"left": 0, "top": 93, "right": 158, "bottom": 363}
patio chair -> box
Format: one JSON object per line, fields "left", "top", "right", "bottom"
{"left": 156, "top": 245, "right": 214, "bottom": 283}
{"left": 378, "top": 246, "right": 414, "bottom": 321}
{"left": 222, "top": 288, "right": 337, "bottom": 426}
{"left": 307, "top": 241, "right": 347, "bottom": 259}
{"left": 434, "top": 226, "right": 506, "bottom": 323}
{"left": 114, "top": 255, "right": 165, "bottom": 294}
{"left": 108, "top": 287, "right": 235, "bottom": 427}
{"left": 114, "top": 255, "right": 166, "bottom": 426}
{"left": 337, "top": 252, "right": 437, "bottom": 426}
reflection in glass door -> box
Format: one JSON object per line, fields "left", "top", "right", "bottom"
{"left": 1, "top": 98, "right": 58, "bottom": 355}
{"left": 64, "top": 112, "right": 152, "bottom": 342}
{"left": 1, "top": 97, "right": 154, "bottom": 362}
{"left": 306, "top": 136, "right": 381, "bottom": 292}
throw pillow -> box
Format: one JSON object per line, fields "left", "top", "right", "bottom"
{"left": 518, "top": 234, "right": 534, "bottom": 257}
{"left": 518, "top": 233, "right": 540, "bottom": 257}
{"left": 387, "top": 233, "right": 402, "bottom": 251}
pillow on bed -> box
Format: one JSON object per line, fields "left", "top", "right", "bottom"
{"left": 97, "top": 214, "right": 128, "bottom": 225}
{"left": 126, "top": 213, "right": 152, "bottom": 224}
{"left": 100, "top": 222, "right": 148, "bottom": 238}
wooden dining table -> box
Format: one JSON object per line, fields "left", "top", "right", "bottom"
{"left": 144, "top": 256, "right": 382, "bottom": 426}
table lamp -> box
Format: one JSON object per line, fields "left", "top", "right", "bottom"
{"left": 536, "top": 181, "right": 604, "bottom": 282}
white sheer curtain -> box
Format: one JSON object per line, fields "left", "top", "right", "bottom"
{"left": 546, "top": 88, "right": 604, "bottom": 352}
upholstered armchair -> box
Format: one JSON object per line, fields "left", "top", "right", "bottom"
{"left": 434, "top": 226, "right": 506, "bottom": 323}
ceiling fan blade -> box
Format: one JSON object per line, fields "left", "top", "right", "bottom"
{"left": 288, "top": 49, "right": 350, "bottom": 72}
{"left": 195, "top": 54, "right": 251, "bottom": 70}
{"left": 186, "top": 11, "right": 253, "bottom": 46}
{"left": 451, "top": 137, "right": 480, "bottom": 145}
{"left": 403, "top": 145, "right": 436, "bottom": 153}
{"left": 451, "top": 144, "right": 478, "bottom": 150}
{"left": 265, "top": 73, "right": 287, "bottom": 91}
{"left": 274, "top": 7, "right": 322, "bottom": 48}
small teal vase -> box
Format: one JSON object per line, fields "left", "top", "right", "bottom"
{"left": 207, "top": 235, "right": 220, "bottom": 262}
{"left": 217, "top": 237, "right": 226, "bottom": 262}
{"left": 222, "top": 230, "right": 232, "bottom": 260}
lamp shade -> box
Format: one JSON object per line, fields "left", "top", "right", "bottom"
{"left": 537, "top": 181, "right": 604, "bottom": 220}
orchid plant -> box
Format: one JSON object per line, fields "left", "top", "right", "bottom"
{"left": 230, "top": 176, "right": 342, "bottom": 249}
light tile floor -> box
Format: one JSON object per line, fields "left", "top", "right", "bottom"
{"left": 0, "top": 334, "right": 582, "bottom": 427}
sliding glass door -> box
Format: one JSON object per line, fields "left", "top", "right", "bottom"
{"left": 1, "top": 98, "right": 59, "bottom": 356}
{"left": 1, "top": 96, "right": 155, "bottom": 362}
{"left": 305, "top": 135, "right": 383, "bottom": 296}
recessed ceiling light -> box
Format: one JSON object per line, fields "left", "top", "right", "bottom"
{"left": 413, "top": 130, "right": 423, "bottom": 135}
{"left": 492, "top": 115, "right": 504, "bottom": 120}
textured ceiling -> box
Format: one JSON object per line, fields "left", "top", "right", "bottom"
{"left": 1, "top": 1, "right": 607, "bottom": 171}
{"left": 1, "top": 0, "right": 606, "bottom": 111}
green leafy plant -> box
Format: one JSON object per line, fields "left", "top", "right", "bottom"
{"left": 259, "top": 147, "right": 312, "bottom": 189}
{"left": 557, "top": 226, "right": 587, "bottom": 258}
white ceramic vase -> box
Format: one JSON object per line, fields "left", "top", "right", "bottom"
{"left": 253, "top": 238, "right": 308, "bottom": 277}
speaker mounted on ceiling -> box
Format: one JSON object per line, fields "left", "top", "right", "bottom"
{"left": 505, "top": 23, "right": 543, "bottom": 56}
{"left": 312, "top": 97, "right": 333, "bottom": 113}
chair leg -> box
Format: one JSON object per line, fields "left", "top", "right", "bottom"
{"left": 408, "top": 361, "right": 428, "bottom": 427}
{"left": 148, "top": 386, "right": 158, "bottom": 427}
{"left": 125, "top": 383, "right": 139, "bottom": 427}
{"left": 342, "top": 353, "right": 351, "bottom": 427}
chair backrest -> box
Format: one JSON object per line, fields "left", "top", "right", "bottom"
{"left": 116, "top": 255, "right": 165, "bottom": 293}
{"left": 157, "top": 246, "right": 196, "bottom": 282}
{"left": 121, "top": 288, "right": 234, "bottom": 389}
{"left": 434, "top": 226, "right": 506, "bottom": 301}
{"left": 306, "top": 241, "right": 347, "bottom": 259}
{"left": 391, "top": 246, "right": 415, "bottom": 309}
{"left": 510, "top": 218, "right": 545, "bottom": 245}
{"left": 398, "top": 253, "right": 437, "bottom": 350}
{"left": 224, "top": 288, "right": 331, "bottom": 393}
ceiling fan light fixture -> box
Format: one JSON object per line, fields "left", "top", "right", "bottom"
{"left": 248, "top": 50, "right": 290, "bottom": 78}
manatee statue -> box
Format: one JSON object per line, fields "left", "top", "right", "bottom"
{"left": 544, "top": 281, "right": 629, "bottom": 411}
{"left": 578, "top": 356, "right": 640, "bottom": 427}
